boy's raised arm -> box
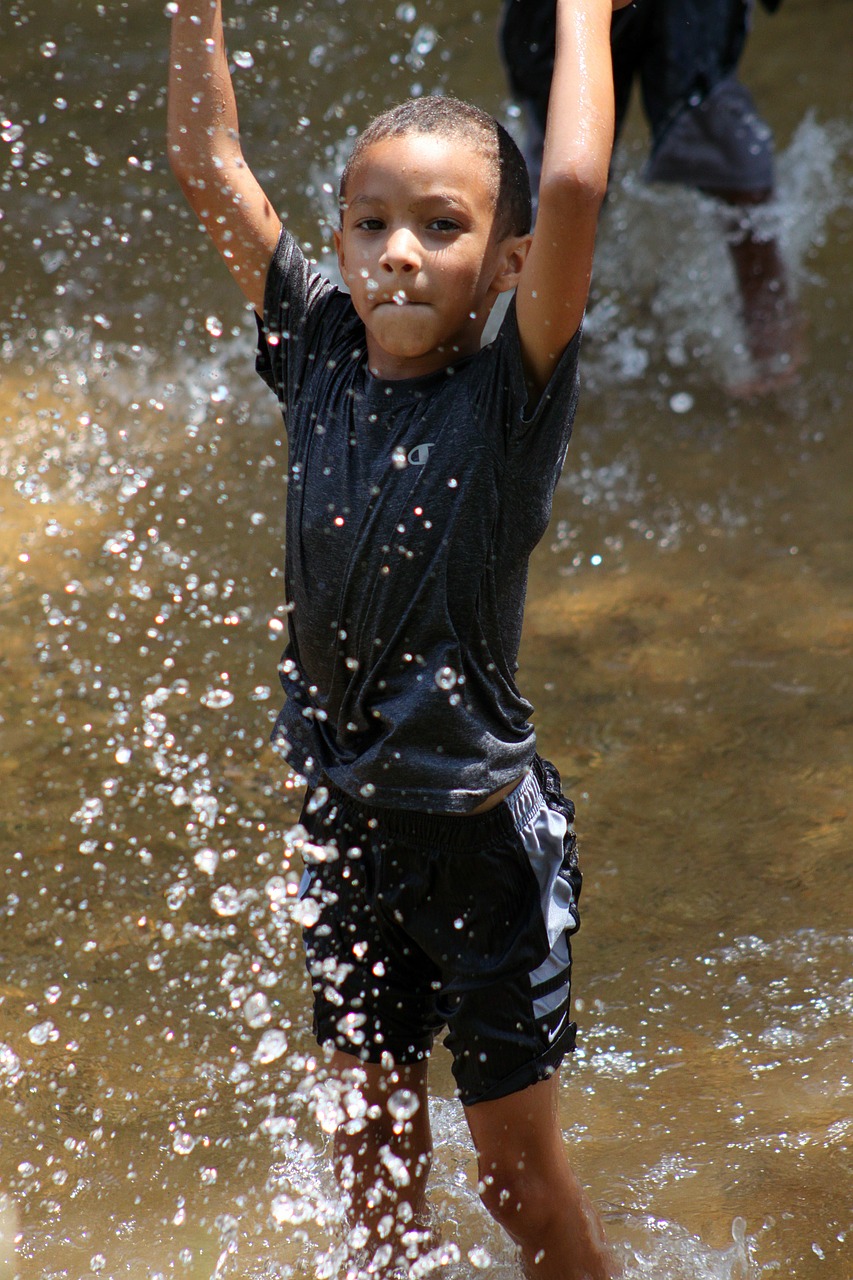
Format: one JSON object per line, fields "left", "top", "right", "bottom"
{"left": 167, "top": 0, "right": 282, "bottom": 315}
{"left": 515, "top": 0, "right": 629, "bottom": 397}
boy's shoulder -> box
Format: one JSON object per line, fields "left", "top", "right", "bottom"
{"left": 262, "top": 227, "right": 349, "bottom": 330}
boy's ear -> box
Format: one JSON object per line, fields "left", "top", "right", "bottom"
{"left": 334, "top": 226, "right": 347, "bottom": 280}
{"left": 491, "top": 234, "right": 532, "bottom": 294}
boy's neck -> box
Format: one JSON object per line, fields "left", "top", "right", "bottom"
{"left": 363, "top": 327, "right": 487, "bottom": 381}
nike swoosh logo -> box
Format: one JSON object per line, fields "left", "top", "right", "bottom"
{"left": 546, "top": 1014, "right": 568, "bottom": 1045}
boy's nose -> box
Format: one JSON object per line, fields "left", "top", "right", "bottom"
{"left": 380, "top": 226, "right": 421, "bottom": 272}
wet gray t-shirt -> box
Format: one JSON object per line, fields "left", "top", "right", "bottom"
{"left": 256, "top": 228, "right": 580, "bottom": 812}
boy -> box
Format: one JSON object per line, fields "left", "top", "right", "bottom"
{"left": 168, "top": 2, "right": 628, "bottom": 1277}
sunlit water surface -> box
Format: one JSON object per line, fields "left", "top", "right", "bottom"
{"left": 1, "top": 1, "right": 851, "bottom": 1277}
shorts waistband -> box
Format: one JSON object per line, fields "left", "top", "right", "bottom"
{"left": 315, "top": 766, "right": 544, "bottom": 853}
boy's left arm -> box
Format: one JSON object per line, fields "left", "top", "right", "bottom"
{"left": 515, "top": 0, "right": 630, "bottom": 399}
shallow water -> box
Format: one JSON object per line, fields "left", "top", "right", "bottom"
{"left": 1, "top": 1, "right": 851, "bottom": 1277}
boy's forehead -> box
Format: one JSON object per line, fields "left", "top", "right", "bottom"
{"left": 345, "top": 132, "right": 496, "bottom": 206}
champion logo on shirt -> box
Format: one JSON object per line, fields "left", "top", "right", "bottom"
{"left": 407, "top": 442, "right": 434, "bottom": 466}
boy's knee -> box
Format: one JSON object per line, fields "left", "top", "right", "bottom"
{"left": 477, "top": 1161, "right": 557, "bottom": 1240}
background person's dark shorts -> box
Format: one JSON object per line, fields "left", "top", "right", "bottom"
{"left": 294, "top": 757, "right": 582, "bottom": 1106}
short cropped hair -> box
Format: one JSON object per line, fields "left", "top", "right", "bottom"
{"left": 339, "top": 96, "right": 532, "bottom": 239}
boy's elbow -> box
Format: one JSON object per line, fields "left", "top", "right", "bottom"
{"left": 167, "top": 142, "right": 187, "bottom": 184}
{"left": 167, "top": 132, "right": 218, "bottom": 195}
{"left": 166, "top": 124, "right": 192, "bottom": 180}
{"left": 539, "top": 164, "right": 608, "bottom": 219}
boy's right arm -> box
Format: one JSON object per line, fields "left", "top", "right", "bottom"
{"left": 167, "top": 0, "right": 282, "bottom": 315}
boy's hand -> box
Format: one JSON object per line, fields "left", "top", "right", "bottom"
{"left": 166, "top": 0, "right": 281, "bottom": 315}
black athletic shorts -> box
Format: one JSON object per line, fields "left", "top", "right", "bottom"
{"left": 293, "top": 756, "right": 582, "bottom": 1106}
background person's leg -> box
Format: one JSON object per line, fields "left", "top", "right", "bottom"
{"left": 637, "top": 0, "right": 803, "bottom": 391}
{"left": 465, "top": 1073, "right": 616, "bottom": 1280}
{"left": 711, "top": 185, "right": 805, "bottom": 393}
{"left": 328, "top": 1050, "right": 434, "bottom": 1275}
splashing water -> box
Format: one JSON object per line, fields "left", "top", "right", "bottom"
{"left": 616, "top": 1216, "right": 762, "bottom": 1280}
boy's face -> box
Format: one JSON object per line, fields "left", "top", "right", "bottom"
{"left": 335, "top": 132, "right": 528, "bottom": 380}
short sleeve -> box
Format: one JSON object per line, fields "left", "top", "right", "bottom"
{"left": 254, "top": 227, "right": 338, "bottom": 412}
{"left": 478, "top": 296, "right": 582, "bottom": 496}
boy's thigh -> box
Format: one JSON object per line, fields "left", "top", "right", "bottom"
{"left": 441, "top": 925, "right": 577, "bottom": 1109}
{"left": 438, "top": 762, "right": 582, "bottom": 1107}
{"left": 296, "top": 795, "right": 445, "bottom": 1065}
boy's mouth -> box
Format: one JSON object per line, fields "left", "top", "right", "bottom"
{"left": 374, "top": 290, "right": 426, "bottom": 308}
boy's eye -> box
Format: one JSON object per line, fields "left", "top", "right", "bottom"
{"left": 428, "top": 218, "right": 460, "bottom": 233}
{"left": 356, "top": 218, "right": 384, "bottom": 232}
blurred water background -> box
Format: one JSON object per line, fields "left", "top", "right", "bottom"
{"left": 1, "top": 1, "right": 851, "bottom": 1277}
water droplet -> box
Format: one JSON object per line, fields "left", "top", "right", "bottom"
{"left": 0, "top": 1044, "right": 22, "bottom": 1081}
{"left": 359, "top": 782, "right": 376, "bottom": 798}
{"left": 387, "top": 1088, "right": 420, "bottom": 1122}
{"left": 305, "top": 786, "right": 329, "bottom": 814}
{"left": 166, "top": 883, "right": 187, "bottom": 911}
{"left": 172, "top": 1131, "right": 196, "bottom": 1155}
{"left": 233, "top": 50, "right": 254, "bottom": 69}
{"left": 379, "top": 1147, "right": 411, "bottom": 1186}
{"left": 290, "top": 897, "right": 321, "bottom": 928}
{"left": 468, "top": 1247, "right": 492, "bottom": 1269}
{"left": 205, "top": 314, "right": 223, "bottom": 337}
{"left": 271, "top": 1193, "right": 313, "bottom": 1225}
{"left": 28, "top": 1021, "right": 57, "bottom": 1046}
{"left": 411, "top": 25, "right": 437, "bottom": 57}
{"left": 201, "top": 687, "right": 234, "bottom": 710}
{"left": 669, "top": 391, "right": 694, "bottom": 414}
{"left": 243, "top": 993, "right": 271, "bottom": 1028}
{"left": 71, "top": 796, "right": 104, "bottom": 826}
{"left": 253, "top": 1028, "right": 288, "bottom": 1064}
{"left": 211, "top": 885, "right": 241, "bottom": 916}
{"left": 194, "top": 848, "right": 219, "bottom": 876}
{"left": 434, "top": 666, "right": 457, "bottom": 691}
{"left": 336, "top": 1011, "right": 366, "bottom": 1045}
{"left": 115, "top": 746, "right": 132, "bottom": 764}
{"left": 396, "top": 2, "right": 417, "bottom": 21}
{"left": 40, "top": 41, "right": 57, "bottom": 58}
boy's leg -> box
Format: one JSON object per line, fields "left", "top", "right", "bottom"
{"left": 465, "top": 1072, "right": 616, "bottom": 1280}
{"left": 329, "top": 1049, "right": 434, "bottom": 1273}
